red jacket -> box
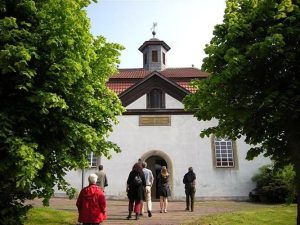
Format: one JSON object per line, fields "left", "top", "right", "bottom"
{"left": 76, "top": 184, "right": 107, "bottom": 223}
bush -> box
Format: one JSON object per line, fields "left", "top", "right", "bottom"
{"left": 249, "top": 164, "right": 296, "bottom": 204}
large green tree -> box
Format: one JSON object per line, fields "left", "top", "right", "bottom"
{"left": 184, "top": 0, "right": 300, "bottom": 224}
{"left": 0, "top": 0, "right": 124, "bottom": 224}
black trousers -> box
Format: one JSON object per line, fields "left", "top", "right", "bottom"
{"left": 185, "top": 186, "right": 196, "bottom": 211}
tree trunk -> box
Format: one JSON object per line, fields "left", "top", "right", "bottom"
{"left": 288, "top": 132, "right": 300, "bottom": 225}
{"left": 293, "top": 152, "right": 300, "bottom": 225}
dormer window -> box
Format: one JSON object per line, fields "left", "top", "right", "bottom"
{"left": 163, "top": 52, "right": 166, "bottom": 65}
{"left": 152, "top": 50, "right": 158, "bottom": 62}
{"left": 147, "top": 88, "right": 165, "bottom": 108}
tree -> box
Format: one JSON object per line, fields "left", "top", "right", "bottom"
{"left": 250, "top": 164, "right": 296, "bottom": 203}
{"left": 0, "top": 0, "right": 124, "bottom": 224}
{"left": 183, "top": 0, "right": 300, "bottom": 224}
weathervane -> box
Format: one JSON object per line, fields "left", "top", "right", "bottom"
{"left": 151, "top": 22, "right": 157, "bottom": 38}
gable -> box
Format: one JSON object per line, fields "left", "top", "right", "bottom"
{"left": 126, "top": 93, "right": 184, "bottom": 110}
{"left": 119, "top": 71, "right": 189, "bottom": 107}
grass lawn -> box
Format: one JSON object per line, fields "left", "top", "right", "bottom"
{"left": 25, "top": 207, "right": 77, "bottom": 225}
{"left": 184, "top": 204, "right": 297, "bottom": 225}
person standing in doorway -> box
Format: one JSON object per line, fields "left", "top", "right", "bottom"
{"left": 76, "top": 174, "right": 107, "bottom": 225}
{"left": 126, "top": 163, "right": 146, "bottom": 220}
{"left": 141, "top": 161, "right": 154, "bottom": 217}
{"left": 157, "top": 166, "right": 171, "bottom": 213}
{"left": 183, "top": 167, "right": 196, "bottom": 212}
{"left": 95, "top": 165, "right": 108, "bottom": 191}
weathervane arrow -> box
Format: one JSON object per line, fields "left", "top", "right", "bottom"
{"left": 151, "top": 22, "right": 157, "bottom": 38}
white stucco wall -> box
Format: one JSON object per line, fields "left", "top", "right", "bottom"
{"left": 126, "top": 95, "right": 147, "bottom": 109}
{"left": 126, "top": 94, "right": 183, "bottom": 109}
{"left": 59, "top": 93, "right": 270, "bottom": 200}
{"left": 165, "top": 94, "right": 183, "bottom": 108}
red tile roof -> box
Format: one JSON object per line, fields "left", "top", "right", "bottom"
{"left": 161, "top": 68, "right": 208, "bottom": 78}
{"left": 176, "top": 81, "right": 198, "bottom": 93}
{"left": 107, "top": 82, "right": 136, "bottom": 95}
{"left": 108, "top": 67, "right": 207, "bottom": 94}
{"left": 111, "top": 67, "right": 208, "bottom": 79}
{"left": 111, "top": 68, "right": 151, "bottom": 79}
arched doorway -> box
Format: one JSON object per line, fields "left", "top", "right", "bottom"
{"left": 145, "top": 156, "right": 167, "bottom": 199}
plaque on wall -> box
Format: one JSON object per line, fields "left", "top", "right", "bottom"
{"left": 139, "top": 115, "right": 171, "bottom": 126}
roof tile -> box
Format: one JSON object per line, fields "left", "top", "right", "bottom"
{"left": 107, "top": 82, "right": 136, "bottom": 94}
{"left": 111, "top": 67, "right": 208, "bottom": 79}
{"left": 111, "top": 68, "right": 151, "bottom": 79}
{"left": 108, "top": 67, "right": 206, "bottom": 94}
{"left": 176, "top": 81, "right": 197, "bottom": 93}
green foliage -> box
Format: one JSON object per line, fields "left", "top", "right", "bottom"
{"left": 250, "top": 164, "right": 296, "bottom": 203}
{"left": 0, "top": 0, "right": 124, "bottom": 224}
{"left": 184, "top": 0, "right": 300, "bottom": 164}
{"left": 183, "top": 1, "right": 300, "bottom": 222}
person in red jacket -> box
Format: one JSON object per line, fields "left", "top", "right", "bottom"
{"left": 76, "top": 173, "right": 107, "bottom": 225}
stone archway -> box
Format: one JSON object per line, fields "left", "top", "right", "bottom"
{"left": 140, "top": 150, "right": 173, "bottom": 200}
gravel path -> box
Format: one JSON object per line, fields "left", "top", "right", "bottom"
{"left": 28, "top": 198, "right": 262, "bottom": 225}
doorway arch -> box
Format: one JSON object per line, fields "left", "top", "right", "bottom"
{"left": 140, "top": 150, "right": 173, "bottom": 200}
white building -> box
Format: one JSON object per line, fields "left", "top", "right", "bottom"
{"left": 61, "top": 36, "right": 269, "bottom": 200}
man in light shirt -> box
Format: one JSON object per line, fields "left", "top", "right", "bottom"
{"left": 141, "top": 161, "right": 154, "bottom": 217}
{"left": 95, "top": 165, "right": 108, "bottom": 191}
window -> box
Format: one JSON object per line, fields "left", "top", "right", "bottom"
{"left": 152, "top": 50, "right": 158, "bottom": 62}
{"left": 147, "top": 88, "right": 165, "bottom": 108}
{"left": 143, "top": 53, "right": 147, "bottom": 65}
{"left": 88, "top": 152, "right": 97, "bottom": 168}
{"left": 214, "top": 137, "right": 234, "bottom": 167}
{"left": 163, "top": 52, "right": 166, "bottom": 65}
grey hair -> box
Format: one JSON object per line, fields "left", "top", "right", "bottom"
{"left": 88, "top": 174, "right": 98, "bottom": 184}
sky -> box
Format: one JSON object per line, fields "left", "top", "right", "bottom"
{"left": 87, "top": 0, "right": 226, "bottom": 69}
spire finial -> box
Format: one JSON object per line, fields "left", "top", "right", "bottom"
{"left": 151, "top": 22, "right": 157, "bottom": 38}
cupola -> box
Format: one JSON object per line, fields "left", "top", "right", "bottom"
{"left": 138, "top": 28, "right": 170, "bottom": 71}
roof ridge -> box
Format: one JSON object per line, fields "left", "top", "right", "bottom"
{"left": 118, "top": 68, "right": 147, "bottom": 70}
{"left": 164, "top": 67, "right": 201, "bottom": 69}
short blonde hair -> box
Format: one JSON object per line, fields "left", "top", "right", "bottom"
{"left": 88, "top": 174, "right": 98, "bottom": 184}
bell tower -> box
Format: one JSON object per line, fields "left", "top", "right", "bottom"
{"left": 138, "top": 23, "right": 171, "bottom": 71}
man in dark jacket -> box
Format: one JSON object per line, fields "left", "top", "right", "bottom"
{"left": 76, "top": 174, "right": 107, "bottom": 225}
{"left": 183, "top": 167, "right": 196, "bottom": 212}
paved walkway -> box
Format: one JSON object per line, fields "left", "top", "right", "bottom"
{"left": 29, "top": 198, "right": 259, "bottom": 225}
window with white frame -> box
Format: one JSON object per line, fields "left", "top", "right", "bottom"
{"left": 214, "top": 137, "right": 234, "bottom": 167}
{"left": 88, "top": 152, "right": 97, "bottom": 168}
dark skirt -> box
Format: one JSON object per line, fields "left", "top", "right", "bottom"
{"left": 158, "top": 185, "right": 171, "bottom": 197}
{"left": 127, "top": 185, "right": 144, "bottom": 201}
